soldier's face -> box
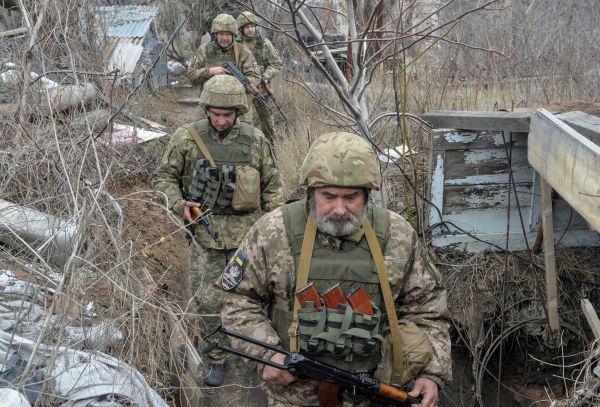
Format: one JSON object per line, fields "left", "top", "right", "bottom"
{"left": 207, "top": 107, "right": 237, "bottom": 133}
{"left": 242, "top": 24, "right": 256, "bottom": 38}
{"left": 310, "top": 187, "right": 367, "bottom": 236}
{"left": 216, "top": 32, "right": 233, "bottom": 48}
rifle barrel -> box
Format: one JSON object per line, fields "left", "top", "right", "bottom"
{"left": 217, "top": 326, "right": 290, "bottom": 355}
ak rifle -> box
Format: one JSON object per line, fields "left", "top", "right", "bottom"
{"left": 223, "top": 62, "right": 271, "bottom": 112}
{"left": 182, "top": 193, "right": 219, "bottom": 242}
{"left": 204, "top": 325, "right": 422, "bottom": 407}
{"left": 260, "top": 77, "right": 288, "bottom": 121}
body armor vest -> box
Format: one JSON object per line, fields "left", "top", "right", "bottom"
{"left": 204, "top": 42, "right": 240, "bottom": 68}
{"left": 271, "top": 199, "right": 390, "bottom": 372}
{"left": 242, "top": 36, "right": 266, "bottom": 71}
{"left": 187, "top": 119, "right": 254, "bottom": 214}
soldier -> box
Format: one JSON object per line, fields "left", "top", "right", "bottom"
{"left": 187, "top": 13, "right": 260, "bottom": 121}
{"left": 236, "top": 11, "right": 283, "bottom": 141}
{"left": 219, "top": 132, "right": 451, "bottom": 407}
{"left": 153, "top": 75, "right": 283, "bottom": 388}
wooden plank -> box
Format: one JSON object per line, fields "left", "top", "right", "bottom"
{"left": 557, "top": 111, "right": 600, "bottom": 146}
{"left": 581, "top": 299, "right": 600, "bottom": 339}
{"left": 432, "top": 130, "right": 528, "bottom": 151}
{"left": 443, "top": 184, "right": 532, "bottom": 213}
{"left": 444, "top": 148, "right": 532, "bottom": 184}
{"left": 423, "top": 110, "right": 532, "bottom": 132}
{"left": 528, "top": 108, "right": 600, "bottom": 233}
{"left": 540, "top": 177, "right": 559, "bottom": 331}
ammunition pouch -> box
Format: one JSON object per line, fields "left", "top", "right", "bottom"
{"left": 374, "top": 320, "right": 433, "bottom": 386}
{"left": 189, "top": 159, "right": 260, "bottom": 213}
{"left": 296, "top": 302, "right": 384, "bottom": 372}
{"left": 231, "top": 166, "right": 261, "bottom": 212}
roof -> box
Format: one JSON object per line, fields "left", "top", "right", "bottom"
{"left": 97, "top": 5, "right": 159, "bottom": 39}
{"left": 96, "top": 5, "right": 160, "bottom": 75}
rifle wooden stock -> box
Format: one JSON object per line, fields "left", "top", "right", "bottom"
{"left": 378, "top": 383, "right": 410, "bottom": 402}
{"left": 317, "top": 381, "right": 342, "bottom": 407}
{"left": 190, "top": 206, "right": 202, "bottom": 218}
{"left": 322, "top": 283, "right": 346, "bottom": 309}
{"left": 295, "top": 282, "right": 321, "bottom": 308}
{"left": 346, "top": 284, "right": 374, "bottom": 316}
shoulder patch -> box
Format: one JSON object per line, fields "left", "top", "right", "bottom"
{"left": 221, "top": 253, "right": 246, "bottom": 290}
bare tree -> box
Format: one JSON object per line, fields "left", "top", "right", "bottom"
{"left": 233, "top": 0, "right": 499, "bottom": 139}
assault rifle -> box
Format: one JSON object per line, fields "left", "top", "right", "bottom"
{"left": 204, "top": 325, "right": 422, "bottom": 407}
{"left": 223, "top": 62, "right": 271, "bottom": 112}
{"left": 182, "top": 193, "right": 219, "bottom": 242}
{"left": 260, "top": 77, "right": 288, "bottom": 121}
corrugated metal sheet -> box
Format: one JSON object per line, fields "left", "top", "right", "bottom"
{"left": 96, "top": 5, "right": 159, "bottom": 75}
{"left": 103, "top": 37, "right": 144, "bottom": 75}
{"left": 97, "top": 5, "right": 158, "bottom": 38}
{"left": 107, "top": 19, "right": 153, "bottom": 39}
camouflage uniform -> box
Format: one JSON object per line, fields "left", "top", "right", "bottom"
{"left": 187, "top": 14, "right": 260, "bottom": 122}
{"left": 153, "top": 76, "right": 284, "bottom": 364}
{"left": 219, "top": 133, "right": 452, "bottom": 406}
{"left": 237, "top": 11, "right": 283, "bottom": 140}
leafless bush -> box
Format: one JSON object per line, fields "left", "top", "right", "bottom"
{"left": 0, "top": 1, "right": 194, "bottom": 401}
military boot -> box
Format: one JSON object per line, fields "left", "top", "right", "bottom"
{"left": 204, "top": 362, "right": 225, "bottom": 387}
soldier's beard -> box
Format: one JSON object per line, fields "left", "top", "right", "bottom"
{"left": 309, "top": 198, "right": 366, "bottom": 237}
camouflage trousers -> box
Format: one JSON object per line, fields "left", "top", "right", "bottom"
{"left": 253, "top": 97, "right": 275, "bottom": 140}
{"left": 189, "top": 243, "right": 237, "bottom": 364}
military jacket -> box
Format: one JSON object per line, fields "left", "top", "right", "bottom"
{"left": 152, "top": 120, "right": 283, "bottom": 250}
{"left": 186, "top": 41, "right": 260, "bottom": 89}
{"left": 237, "top": 34, "right": 282, "bottom": 81}
{"left": 219, "top": 203, "right": 452, "bottom": 405}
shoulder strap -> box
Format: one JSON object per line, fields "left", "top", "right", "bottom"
{"left": 363, "top": 218, "right": 404, "bottom": 376}
{"left": 185, "top": 122, "right": 215, "bottom": 166}
{"left": 287, "top": 214, "right": 317, "bottom": 352}
{"left": 233, "top": 42, "right": 241, "bottom": 67}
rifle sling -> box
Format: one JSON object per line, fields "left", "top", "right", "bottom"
{"left": 363, "top": 219, "right": 405, "bottom": 376}
{"left": 233, "top": 42, "right": 240, "bottom": 67}
{"left": 288, "top": 214, "right": 317, "bottom": 352}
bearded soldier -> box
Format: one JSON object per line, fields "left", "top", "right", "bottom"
{"left": 187, "top": 13, "right": 259, "bottom": 121}
{"left": 219, "top": 132, "right": 451, "bottom": 406}
{"left": 236, "top": 11, "right": 283, "bottom": 140}
{"left": 153, "top": 75, "right": 283, "bottom": 388}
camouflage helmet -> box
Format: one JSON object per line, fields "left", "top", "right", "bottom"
{"left": 299, "top": 132, "right": 380, "bottom": 190}
{"left": 211, "top": 14, "right": 237, "bottom": 34}
{"left": 237, "top": 11, "right": 259, "bottom": 29}
{"left": 199, "top": 75, "right": 248, "bottom": 113}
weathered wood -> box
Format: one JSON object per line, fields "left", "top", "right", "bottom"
{"left": 581, "top": 299, "right": 600, "bottom": 339}
{"left": 443, "top": 184, "right": 532, "bottom": 213}
{"left": 528, "top": 108, "right": 600, "bottom": 233}
{"left": 557, "top": 111, "right": 600, "bottom": 146}
{"left": 423, "top": 110, "right": 532, "bottom": 132}
{"left": 432, "top": 130, "right": 528, "bottom": 151}
{"left": 443, "top": 148, "right": 531, "bottom": 184}
{"left": 540, "top": 178, "right": 559, "bottom": 331}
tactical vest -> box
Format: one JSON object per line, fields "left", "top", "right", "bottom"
{"left": 271, "top": 199, "right": 390, "bottom": 372}
{"left": 244, "top": 36, "right": 266, "bottom": 71}
{"left": 204, "top": 42, "right": 240, "bottom": 68}
{"left": 187, "top": 119, "right": 255, "bottom": 215}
